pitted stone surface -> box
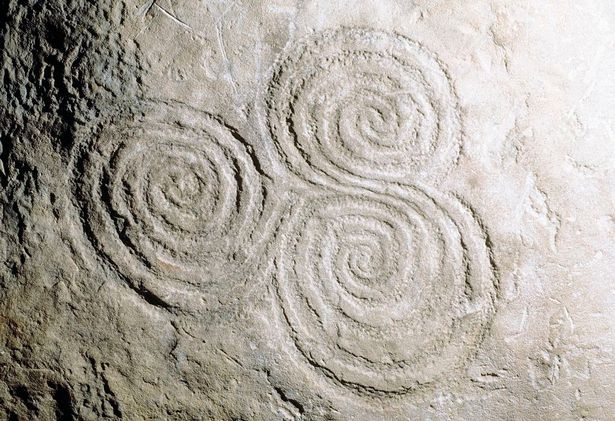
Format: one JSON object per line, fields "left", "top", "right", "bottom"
{"left": 1, "top": 1, "right": 615, "bottom": 420}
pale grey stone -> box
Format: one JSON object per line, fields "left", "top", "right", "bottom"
{"left": 1, "top": 1, "right": 614, "bottom": 419}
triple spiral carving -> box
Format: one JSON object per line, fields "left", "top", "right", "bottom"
{"left": 67, "top": 27, "right": 498, "bottom": 397}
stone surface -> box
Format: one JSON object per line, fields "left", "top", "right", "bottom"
{"left": 1, "top": 0, "right": 615, "bottom": 419}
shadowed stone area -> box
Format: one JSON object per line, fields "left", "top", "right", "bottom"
{"left": 1, "top": 1, "right": 615, "bottom": 419}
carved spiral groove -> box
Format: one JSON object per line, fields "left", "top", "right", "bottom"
{"left": 266, "top": 28, "right": 461, "bottom": 186}
{"left": 70, "top": 103, "right": 268, "bottom": 308}
{"left": 275, "top": 188, "right": 496, "bottom": 394}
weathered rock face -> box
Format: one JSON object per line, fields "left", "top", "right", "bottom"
{"left": 1, "top": 1, "right": 614, "bottom": 419}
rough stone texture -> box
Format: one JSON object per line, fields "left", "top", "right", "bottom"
{"left": 1, "top": 1, "right": 615, "bottom": 419}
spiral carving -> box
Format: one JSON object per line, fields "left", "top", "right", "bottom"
{"left": 70, "top": 102, "right": 268, "bottom": 309}
{"left": 275, "top": 187, "right": 496, "bottom": 395}
{"left": 265, "top": 28, "right": 461, "bottom": 186}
